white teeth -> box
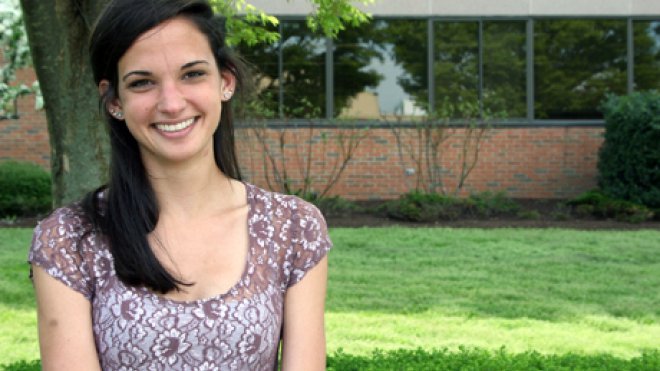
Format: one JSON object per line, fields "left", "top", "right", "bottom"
{"left": 155, "top": 118, "right": 195, "bottom": 132}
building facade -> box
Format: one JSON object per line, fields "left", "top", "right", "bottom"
{"left": 2, "top": 1, "right": 659, "bottom": 199}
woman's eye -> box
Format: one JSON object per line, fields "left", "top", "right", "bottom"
{"left": 183, "top": 70, "right": 206, "bottom": 80}
{"left": 127, "top": 79, "right": 152, "bottom": 89}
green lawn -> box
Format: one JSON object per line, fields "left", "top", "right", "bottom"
{"left": 325, "top": 227, "right": 660, "bottom": 358}
{"left": 1, "top": 227, "right": 659, "bottom": 368}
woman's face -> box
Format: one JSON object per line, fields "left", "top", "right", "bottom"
{"left": 103, "top": 17, "right": 235, "bottom": 168}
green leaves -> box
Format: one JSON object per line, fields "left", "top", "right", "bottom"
{"left": 306, "top": 0, "right": 373, "bottom": 38}
{"left": 0, "top": 0, "right": 39, "bottom": 118}
{"left": 210, "top": 0, "right": 373, "bottom": 46}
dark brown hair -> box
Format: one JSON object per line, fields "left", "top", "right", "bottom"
{"left": 85, "top": 0, "right": 247, "bottom": 293}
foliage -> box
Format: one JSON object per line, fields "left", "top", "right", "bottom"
{"left": 464, "top": 191, "right": 520, "bottom": 218}
{"left": 535, "top": 20, "right": 628, "bottom": 119}
{"left": 328, "top": 348, "right": 660, "bottom": 371}
{"left": 385, "top": 190, "right": 520, "bottom": 222}
{"left": 299, "top": 192, "right": 358, "bottom": 218}
{"left": 568, "top": 189, "right": 655, "bottom": 223}
{"left": 598, "top": 92, "right": 660, "bottom": 209}
{"left": 385, "top": 190, "right": 462, "bottom": 222}
{"left": 1, "top": 360, "right": 40, "bottom": 371}
{"left": 0, "top": 0, "right": 39, "bottom": 118}
{"left": 0, "top": 161, "right": 51, "bottom": 217}
{"left": 6, "top": 350, "right": 659, "bottom": 371}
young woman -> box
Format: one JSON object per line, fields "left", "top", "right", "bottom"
{"left": 28, "top": 0, "right": 331, "bottom": 369}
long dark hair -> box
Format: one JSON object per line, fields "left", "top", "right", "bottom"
{"left": 83, "top": 0, "right": 247, "bottom": 293}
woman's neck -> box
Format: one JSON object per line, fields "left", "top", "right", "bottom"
{"left": 145, "top": 157, "right": 242, "bottom": 222}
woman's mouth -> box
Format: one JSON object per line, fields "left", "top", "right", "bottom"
{"left": 154, "top": 117, "right": 196, "bottom": 133}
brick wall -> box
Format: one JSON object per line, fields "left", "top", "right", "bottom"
{"left": 236, "top": 125, "right": 604, "bottom": 200}
{"left": 0, "top": 65, "right": 51, "bottom": 170}
{"left": 2, "top": 80, "right": 604, "bottom": 200}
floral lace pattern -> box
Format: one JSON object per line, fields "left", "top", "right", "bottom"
{"left": 29, "top": 183, "right": 332, "bottom": 370}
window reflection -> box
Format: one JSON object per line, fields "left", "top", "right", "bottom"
{"left": 434, "top": 21, "right": 479, "bottom": 118}
{"left": 334, "top": 19, "right": 428, "bottom": 120}
{"left": 483, "top": 21, "right": 527, "bottom": 118}
{"left": 234, "top": 24, "right": 280, "bottom": 119}
{"left": 634, "top": 21, "right": 660, "bottom": 91}
{"left": 281, "top": 21, "right": 326, "bottom": 119}
{"left": 534, "top": 20, "right": 627, "bottom": 119}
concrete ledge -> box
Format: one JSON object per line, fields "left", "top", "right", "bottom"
{"left": 243, "top": 0, "right": 660, "bottom": 17}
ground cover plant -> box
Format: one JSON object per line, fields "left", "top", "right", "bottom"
{"left": 1, "top": 227, "right": 659, "bottom": 369}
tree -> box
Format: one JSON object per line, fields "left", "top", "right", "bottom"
{"left": 0, "top": 0, "right": 38, "bottom": 118}
{"left": 18, "top": 0, "right": 373, "bottom": 206}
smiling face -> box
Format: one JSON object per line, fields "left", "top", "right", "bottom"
{"left": 102, "top": 16, "right": 235, "bottom": 169}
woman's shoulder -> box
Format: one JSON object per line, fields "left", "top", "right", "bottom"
{"left": 35, "top": 202, "right": 91, "bottom": 234}
{"left": 246, "top": 182, "right": 324, "bottom": 221}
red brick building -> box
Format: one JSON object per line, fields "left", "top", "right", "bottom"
{"left": 2, "top": 1, "right": 659, "bottom": 200}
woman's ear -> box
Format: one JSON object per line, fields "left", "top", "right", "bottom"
{"left": 220, "top": 71, "right": 237, "bottom": 102}
{"left": 99, "top": 80, "right": 124, "bottom": 120}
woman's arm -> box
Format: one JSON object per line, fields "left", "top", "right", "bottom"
{"left": 32, "top": 266, "right": 101, "bottom": 371}
{"left": 280, "top": 255, "right": 329, "bottom": 371}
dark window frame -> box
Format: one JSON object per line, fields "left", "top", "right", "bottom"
{"left": 242, "top": 15, "right": 659, "bottom": 127}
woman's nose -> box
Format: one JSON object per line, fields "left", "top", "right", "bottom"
{"left": 157, "top": 81, "right": 186, "bottom": 114}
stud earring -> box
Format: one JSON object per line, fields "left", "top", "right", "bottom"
{"left": 223, "top": 91, "right": 233, "bottom": 100}
{"left": 110, "top": 109, "right": 124, "bottom": 120}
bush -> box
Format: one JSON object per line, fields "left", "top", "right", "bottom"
{"left": 567, "top": 189, "right": 654, "bottom": 223}
{"left": 327, "top": 348, "right": 660, "bottom": 371}
{"left": 0, "top": 161, "right": 52, "bottom": 218}
{"left": 307, "top": 195, "right": 359, "bottom": 219}
{"left": 385, "top": 191, "right": 462, "bottom": 222}
{"left": 598, "top": 92, "right": 660, "bottom": 209}
{"left": 464, "top": 191, "right": 520, "bottom": 218}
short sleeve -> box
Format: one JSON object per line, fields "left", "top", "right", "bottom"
{"left": 28, "top": 206, "right": 94, "bottom": 300}
{"left": 286, "top": 199, "right": 333, "bottom": 288}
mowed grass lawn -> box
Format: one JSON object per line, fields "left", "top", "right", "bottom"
{"left": 1, "top": 227, "right": 659, "bottom": 367}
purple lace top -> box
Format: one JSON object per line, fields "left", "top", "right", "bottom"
{"left": 29, "top": 183, "right": 332, "bottom": 370}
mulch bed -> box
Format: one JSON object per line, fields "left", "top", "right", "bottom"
{"left": 3, "top": 199, "right": 659, "bottom": 231}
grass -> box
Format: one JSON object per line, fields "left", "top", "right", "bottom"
{"left": 326, "top": 228, "right": 660, "bottom": 358}
{"left": 1, "top": 227, "right": 659, "bottom": 368}
{"left": 0, "top": 229, "right": 39, "bottom": 367}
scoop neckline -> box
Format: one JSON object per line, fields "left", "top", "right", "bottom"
{"left": 135, "top": 181, "right": 255, "bottom": 306}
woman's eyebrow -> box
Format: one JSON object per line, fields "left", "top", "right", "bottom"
{"left": 181, "top": 60, "right": 209, "bottom": 69}
{"left": 122, "top": 70, "right": 151, "bottom": 82}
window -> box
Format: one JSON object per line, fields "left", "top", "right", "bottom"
{"left": 634, "top": 20, "right": 660, "bottom": 91}
{"left": 281, "top": 21, "right": 326, "bottom": 119}
{"left": 534, "top": 20, "right": 627, "bottom": 119}
{"left": 483, "top": 21, "right": 527, "bottom": 118}
{"left": 334, "top": 19, "right": 428, "bottom": 120}
{"left": 434, "top": 21, "right": 479, "bottom": 117}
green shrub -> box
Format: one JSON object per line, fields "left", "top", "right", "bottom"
{"left": 598, "top": 92, "right": 660, "bottom": 209}
{"left": 464, "top": 191, "right": 520, "bottom": 218}
{"left": 3, "top": 350, "right": 659, "bottom": 371}
{"left": 327, "top": 348, "right": 660, "bottom": 371}
{"left": 307, "top": 194, "right": 359, "bottom": 218}
{"left": 385, "top": 191, "right": 461, "bottom": 222}
{"left": 0, "top": 161, "right": 52, "bottom": 217}
{"left": 568, "top": 189, "right": 654, "bottom": 223}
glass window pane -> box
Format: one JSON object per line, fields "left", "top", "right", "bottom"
{"left": 634, "top": 21, "right": 660, "bottom": 91}
{"left": 534, "top": 20, "right": 627, "bottom": 119}
{"left": 234, "top": 24, "right": 280, "bottom": 119}
{"left": 434, "top": 22, "right": 479, "bottom": 118}
{"left": 281, "top": 21, "right": 326, "bottom": 119}
{"left": 483, "top": 21, "right": 527, "bottom": 119}
{"left": 334, "top": 19, "right": 428, "bottom": 120}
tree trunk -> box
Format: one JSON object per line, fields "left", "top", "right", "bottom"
{"left": 20, "top": 0, "right": 109, "bottom": 206}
